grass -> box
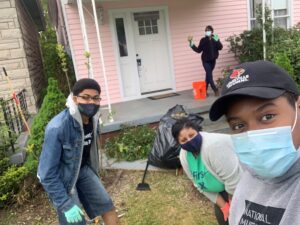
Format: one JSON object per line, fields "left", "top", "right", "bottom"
{"left": 0, "top": 170, "right": 217, "bottom": 225}
{"left": 108, "top": 170, "right": 217, "bottom": 225}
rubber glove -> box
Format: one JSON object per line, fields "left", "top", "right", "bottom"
{"left": 213, "top": 34, "right": 219, "bottom": 41}
{"left": 64, "top": 205, "right": 84, "bottom": 223}
{"left": 220, "top": 202, "right": 230, "bottom": 221}
{"left": 187, "top": 36, "right": 194, "bottom": 47}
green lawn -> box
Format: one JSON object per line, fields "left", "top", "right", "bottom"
{"left": 0, "top": 170, "right": 217, "bottom": 225}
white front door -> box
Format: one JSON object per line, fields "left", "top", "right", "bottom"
{"left": 110, "top": 8, "right": 173, "bottom": 99}
{"left": 132, "top": 10, "right": 173, "bottom": 94}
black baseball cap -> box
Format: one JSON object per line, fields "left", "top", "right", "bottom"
{"left": 72, "top": 78, "right": 101, "bottom": 96}
{"left": 209, "top": 60, "right": 299, "bottom": 121}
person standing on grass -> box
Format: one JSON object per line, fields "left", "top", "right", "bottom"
{"left": 188, "top": 25, "right": 223, "bottom": 97}
{"left": 172, "top": 118, "right": 243, "bottom": 225}
{"left": 209, "top": 60, "right": 300, "bottom": 224}
{"left": 37, "top": 78, "right": 119, "bottom": 225}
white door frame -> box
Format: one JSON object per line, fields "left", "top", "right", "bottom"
{"left": 109, "top": 6, "right": 176, "bottom": 101}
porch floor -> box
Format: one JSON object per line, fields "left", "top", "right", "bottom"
{"left": 100, "top": 89, "right": 218, "bottom": 133}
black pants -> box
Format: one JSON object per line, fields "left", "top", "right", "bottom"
{"left": 202, "top": 60, "right": 218, "bottom": 92}
{"left": 214, "top": 191, "right": 229, "bottom": 225}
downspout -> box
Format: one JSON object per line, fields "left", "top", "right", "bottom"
{"left": 91, "top": 0, "right": 113, "bottom": 122}
{"left": 76, "top": 0, "right": 94, "bottom": 78}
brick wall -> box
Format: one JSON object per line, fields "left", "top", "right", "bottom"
{"left": 0, "top": 0, "right": 45, "bottom": 114}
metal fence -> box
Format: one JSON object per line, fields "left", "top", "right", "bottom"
{"left": 0, "top": 89, "right": 30, "bottom": 152}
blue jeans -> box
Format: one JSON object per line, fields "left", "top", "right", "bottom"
{"left": 57, "top": 165, "right": 114, "bottom": 225}
{"left": 202, "top": 60, "right": 218, "bottom": 92}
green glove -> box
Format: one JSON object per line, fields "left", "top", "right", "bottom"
{"left": 64, "top": 205, "right": 84, "bottom": 223}
{"left": 213, "top": 34, "right": 219, "bottom": 41}
{"left": 187, "top": 36, "right": 194, "bottom": 47}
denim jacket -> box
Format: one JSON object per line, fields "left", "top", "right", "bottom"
{"left": 37, "top": 95, "right": 101, "bottom": 211}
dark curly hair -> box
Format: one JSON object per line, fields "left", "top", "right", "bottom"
{"left": 172, "top": 118, "right": 201, "bottom": 142}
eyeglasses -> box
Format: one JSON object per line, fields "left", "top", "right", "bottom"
{"left": 77, "top": 95, "right": 102, "bottom": 102}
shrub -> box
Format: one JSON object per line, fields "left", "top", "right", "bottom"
{"left": 0, "top": 78, "right": 66, "bottom": 207}
{"left": 226, "top": 4, "right": 300, "bottom": 89}
{"left": 27, "top": 78, "right": 66, "bottom": 164}
{"left": 0, "top": 165, "right": 28, "bottom": 208}
{"left": 0, "top": 158, "right": 10, "bottom": 176}
{"left": 105, "top": 125, "right": 156, "bottom": 161}
{"left": 40, "top": 28, "right": 76, "bottom": 96}
{"left": 226, "top": 5, "right": 273, "bottom": 63}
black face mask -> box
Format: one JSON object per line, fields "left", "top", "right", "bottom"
{"left": 181, "top": 133, "right": 202, "bottom": 154}
{"left": 78, "top": 104, "right": 99, "bottom": 118}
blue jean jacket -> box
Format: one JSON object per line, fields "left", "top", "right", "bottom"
{"left": 37, "top": 97, "right": 100, "bottom": 212}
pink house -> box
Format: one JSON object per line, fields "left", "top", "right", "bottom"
{"left": 57, "top": 0, "right": 300, "bottom": 107}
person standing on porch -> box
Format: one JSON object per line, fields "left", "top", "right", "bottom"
{"left": 188, "top": 25, "right": 223, "bottom": 96}
{"left": 37, "top": 78, "right": 119, "bottom": 225}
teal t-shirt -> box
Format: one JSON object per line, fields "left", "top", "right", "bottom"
{"left": 187, "top": 151, "right": 225, "bottom": 193}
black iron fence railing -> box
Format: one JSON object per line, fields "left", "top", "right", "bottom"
{"left": 0, "top": 89, "right": 30, "bottom": 152}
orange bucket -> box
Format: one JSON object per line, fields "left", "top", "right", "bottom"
{"left": 192, "top": 81, "right": 206, "bottom": 100}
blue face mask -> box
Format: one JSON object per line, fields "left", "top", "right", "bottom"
{"left": 181, "top": 133, "right": 202, "bottom": 154}
{"left": 205, "top": 31, "right": 212, "bottom": 37}
{"left": 78, "top": 104, "right": 99, "bottom": 118}
{"left": 232, "top": 126, "right": 299, "bottom": 179}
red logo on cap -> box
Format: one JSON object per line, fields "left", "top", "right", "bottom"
{"left": 230, "top": 68, "right": 245, "bottom": 79}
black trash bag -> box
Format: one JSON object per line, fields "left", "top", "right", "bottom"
{"left": 148, "top": 105, "right": 204, "bottom": 169}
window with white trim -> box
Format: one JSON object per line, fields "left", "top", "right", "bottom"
{"left": 249, "top": 0, "right": 291, "bottom": 29}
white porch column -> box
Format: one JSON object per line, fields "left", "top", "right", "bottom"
{"left": 76, "top": 0, "right": 94, "bottom": 78}
{"left": 91, "top": 0, "right": 113, "bottom": 122}
{"left": 262, "top": 0, "right": 267, "bottom": 60}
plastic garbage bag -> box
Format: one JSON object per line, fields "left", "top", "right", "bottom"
{"left": 148, "top": 105, "right": 203, "bottom": 169}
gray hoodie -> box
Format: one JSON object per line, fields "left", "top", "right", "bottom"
{"left": 229, "top": 155, "right": 300, "bottom": 225}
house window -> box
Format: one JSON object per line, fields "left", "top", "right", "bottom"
{"left": 273, "top": 0, "right": 289, "bottom": 28}
{"left": 134, "top": 11, "right": 159, "bottom": 35}
{"left": 115, "top": 18, "right": 128, "bottom": 57}
{"left": 249, "top": 0, "right": 290, "bottom": 29}
{"left": 249, "top": 0, "right": 262, "bottom": 28}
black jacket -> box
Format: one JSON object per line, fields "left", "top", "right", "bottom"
{"left": 191, "top": 35, "right": 223, "bottom": 62}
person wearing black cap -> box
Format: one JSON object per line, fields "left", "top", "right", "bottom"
{"left": 209, "top": 60, "right": 300, "bottom": 224}
{"left": 188, "top": 25, "right": 223, "bottom": 96}
{"left": 37, "top": 78, "right": 119, "bottom": 225}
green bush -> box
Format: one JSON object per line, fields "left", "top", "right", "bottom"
{"left": 226, "top": 5, "right": 273, "bottom": 63}
{"left": 0, "top": 158, "right": 10, "bottom": 176}
{"left": 105, "top": 125, "right": 156, "bottom": 161}
{"left": 40, "top": 28, "right": 76, "bottom": 96}
{"left": 0, "top": 78, "right": 66, "bottom": 207}
{"left": 27, "top": 78, "right": 66, "bottom": 163}
{"left": 0, "top": 165, "right": 28, "bottom": 208}
{"left": 226, "top": 3, "right": 300, "bottom": 89}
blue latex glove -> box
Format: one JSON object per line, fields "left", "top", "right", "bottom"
{"left": 64, "top": 205, "right": 84, "bottom": 223}
{"left": 213, "top": 34, "right": 219, "bottom": 41}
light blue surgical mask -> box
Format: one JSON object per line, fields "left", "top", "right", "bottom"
{"left": 205, "top": 31, "right": 212, "bottom": 37}
{"left": 231, "top": 105, "right": 299, "bottom": 179}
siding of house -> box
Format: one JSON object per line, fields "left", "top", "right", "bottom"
{"left": 294, "top": 0, "right": 300, "bottom": 25}
{"left": 0, "top": 0, "right": 45, "bottom": 114}
{"left": 63, "top": 0, "right": 248, "bottom": 105}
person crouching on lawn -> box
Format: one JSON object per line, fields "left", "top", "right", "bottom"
{"left": 172, "top": 118, "right": 243, "bottom": 225}
{"left": 37, "top": 78, "right": 119, "bottom": 225}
